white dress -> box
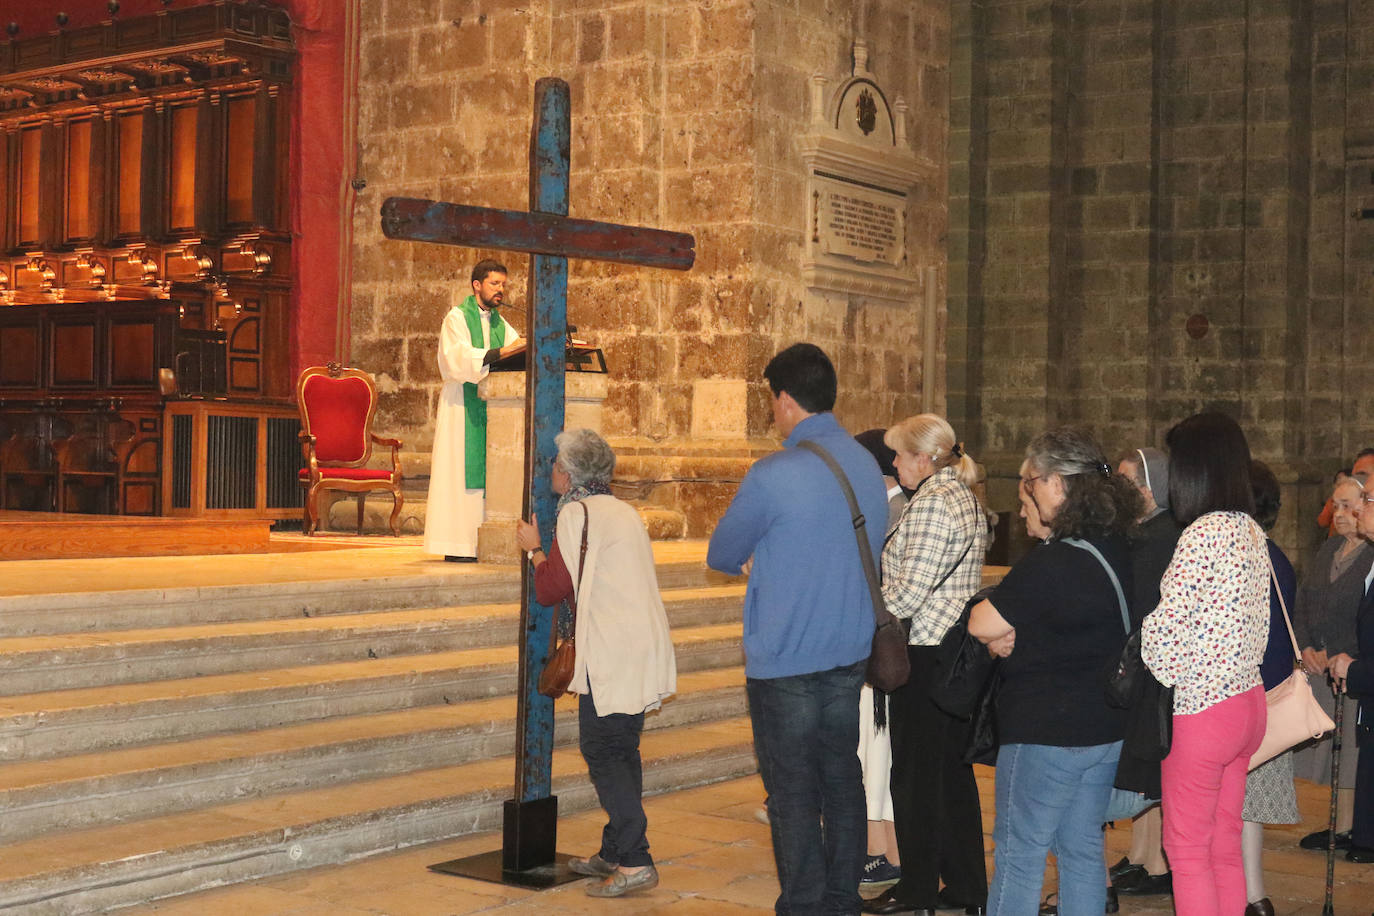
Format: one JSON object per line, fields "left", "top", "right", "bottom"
{"left": 422, "top": 304, "right": 520, "bottom": 558}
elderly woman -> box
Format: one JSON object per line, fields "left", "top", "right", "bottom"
{"left": 862, "top": 414, "right": 988, "bottom": 916}
{"left": 515, "top": 428, "right": 677, "bottom": 898}
{"left": 1292, "top": 474, "right": 1369, "bottom": 849}
{"left": 968, "top": 427, "right": 1141, "bottom": 916}
{"left": 1141, "top": 412, "right": 1269, "bottom": 916}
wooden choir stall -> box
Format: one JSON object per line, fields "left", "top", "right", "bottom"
{"left": 0, "top": 1, "right": 302, "bottom": 528}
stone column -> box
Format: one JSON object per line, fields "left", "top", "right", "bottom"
{"left": 476, "top": 371, "right": 610, "bottom": 564}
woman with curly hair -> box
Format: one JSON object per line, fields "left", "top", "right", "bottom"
{"left": 969, "top": 428, "right": 1142, "bottom": 915}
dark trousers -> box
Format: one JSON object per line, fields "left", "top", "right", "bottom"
{"left": 886, "top": 644, "right": 988, "bottom": 906}
{"left": 1353, "top": 739, "right": 1374, "bottom": 848}
{"left": 578, "top": 690, "right": 651, "bottom": 867}
{"left": 747, "top": 659, "right": 867, "bottom": 916}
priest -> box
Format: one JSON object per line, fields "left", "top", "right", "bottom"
{"left": 424, "top": 259, "right": 523, "bottom": 561}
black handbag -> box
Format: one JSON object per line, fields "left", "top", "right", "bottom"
{"left": 963, "top": 661, "right": 1001, "bottom": 765}
{"left": 796, "top": 440, "right": 910, "bottom": 692}
{"left": 931, "top": 585, "right": 997, "bottom": 717}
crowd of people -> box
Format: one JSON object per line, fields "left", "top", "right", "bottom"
{"left": 521, "top": 340, "right": 1374, "bottom": 915}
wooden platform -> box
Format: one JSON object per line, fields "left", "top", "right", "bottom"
{"left": 0, "top": 512, "right": 272, "bottom": 561}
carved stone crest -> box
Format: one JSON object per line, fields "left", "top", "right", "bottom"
{"left": 856, "top": 89, "right": 877, "bottom": 136}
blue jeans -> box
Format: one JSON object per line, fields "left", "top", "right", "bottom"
{"left": 989, "top": 741, "right": 1122, "bottom": 916}
{"left": 747, "top": 660, "right": 866, "bottom": 916}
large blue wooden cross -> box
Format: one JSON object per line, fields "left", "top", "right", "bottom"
{"left": 381, "top": 77, "right": 694, "bottom": 882}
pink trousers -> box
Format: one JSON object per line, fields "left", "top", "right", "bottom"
{"left": 1161, "top": 685, "right": 1266, "bottom": 916}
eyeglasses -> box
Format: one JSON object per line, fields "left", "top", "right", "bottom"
{"left": 1021, "top": 475, "right": 1042, "bottom": 488}
{"left": 1362, "top": 494, "right": 1374, "bottom": 505}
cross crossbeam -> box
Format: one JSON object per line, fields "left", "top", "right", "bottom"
{"left": 381, "top": 200, "right": 695, "bottom": 271}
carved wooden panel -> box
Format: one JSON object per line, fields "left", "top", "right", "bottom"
{"left": 0, "top": 321, "right": 40, "bottom": 386}
{"left": 114, "top": 110, "right": 144, "bottom": 238}
{"left": 110, "top": 320, "right": 157, "bottom": 386}
{"left": 51, "top": 320, "right": 98, "bottom": 387}
{"left": 64, "top": 118, "right": 94, "bottom": 243}
{"left": 123, "top": 480, "right": 157, "bottom": 515}
{"left": 17, "top": 126, "right": 40, "bottom": 245}
{"left": 168, "top": 103, "right": 198, "bottom": 232}
{"left": 0, "top": 2, "right": 296, "bottom": 519}
{"left": 229, "top": 356, "right": 259, "bottom": 392}
{"left": 229, "top": 316, "right": 259, "bottom": 352}
{"left": 225, "top": 94, "right": 255, "bottom": 226}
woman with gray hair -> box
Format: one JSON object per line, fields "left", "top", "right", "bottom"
{"left": 515, "top": 428, "right": 677, "bottom": 898}
{"left": 969, "top": 427, "right": 1142, "bottom": 915}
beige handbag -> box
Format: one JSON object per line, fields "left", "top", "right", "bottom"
{"left": 1248, "top": 539, "right": 1336, "bottom": 770}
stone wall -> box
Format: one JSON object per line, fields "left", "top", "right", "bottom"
{"left": 949, "top": 0, "right": 1374, "bottom": 570}
{"left": 349, "top": 0, "right": 950, "bottom": 535}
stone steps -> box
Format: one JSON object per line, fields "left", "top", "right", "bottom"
{"left": 0, "top": 584, "right": 746, "bottom": 694}
{"left": 0, "top": 557, "right": 730, "bottom": 637}
{"left": 0, "top": 543, "right": 756, "bottom": 912}
{"left": 0, "top": 667, "right": 746, "bottom": 844}
{"left": 0, "top": 716, "right": 758, "bottom": 914}
{"left": 0, "top": 542, "right": 753, "bottom": 913}
{"left": 0, "top": 623, "right": 745, "bottom": 761}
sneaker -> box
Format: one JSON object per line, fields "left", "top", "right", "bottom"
{"left": 860, "top": 854, "right": 901, "bottom": 884}
{"left": 754, "top": 805, "right": 770, "bottom": 825}
{"left": 568, "top": 853, "right": 617, "bottom": 877}
{"left": 585, "top": 864, "right": 659, "bottom": 897}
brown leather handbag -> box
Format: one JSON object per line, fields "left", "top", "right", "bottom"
{"left": 537, "top": 502, "right": 590, "bottom": 699}
{"left": 796, "top": 440, "right": 910, "bottom": 692}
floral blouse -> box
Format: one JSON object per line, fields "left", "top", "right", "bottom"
{"left": 1141, "top": 511, "right": 1270, "bottom": 716}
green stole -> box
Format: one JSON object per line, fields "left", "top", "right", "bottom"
{"left": 459, "top": 295, "right": 506, "bottom": 489}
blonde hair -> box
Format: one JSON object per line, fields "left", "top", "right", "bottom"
{"left": 883, "top": 414, "right": 979, "bottom": 487}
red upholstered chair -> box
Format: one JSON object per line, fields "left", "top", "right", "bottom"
{"left": 296, "top": 363, "right": 404, "bottom": 536}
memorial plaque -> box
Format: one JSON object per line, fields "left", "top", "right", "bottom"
{"left": 815, "top": 179, "right": 905, "bottom": 266}
{"left": 799, "top": 41, "right": 935, "bottom": 302}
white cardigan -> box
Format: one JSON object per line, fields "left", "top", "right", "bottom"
{"left": 559, "top": 494, "right": 677, "bottom": 716}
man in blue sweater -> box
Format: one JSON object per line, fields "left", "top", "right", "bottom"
{"left": 708, "top": 343, "right": 887, "bottom": 915}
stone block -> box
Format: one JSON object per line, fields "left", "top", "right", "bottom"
{"left": 988, "top": 129, "right": 1052, "bottom": 162}
{"left": 607, "top": 6, "right": 646, "bottom": 59}
{"left": 352, "top": 337, "right": 405, "bottom": 377}
{"left": 362, "top": 33, "right": 413, "bottom": 85}
{"left": 383, "top": 83, "right": 452, "bottom": 133}
{"left": 1103, "top": 162, "right": 1152, "bottom": 194}
{"left": 690, "top": 379, "right": 748, "bottom": 439}
{"left": 697, "top": 2, "right": 753, "bottom": 56}
{"left": 376, "top": 388, "right": 432, "bottom": 432}
{"left": 579, "top": 14, "right": 605, "bottom": 63}
{"left": 405, "top": 335, "right": 438, "bottom": 383}
{"left": 377, "top": 285, "right": 453, "bottom": 335}
{"left": 415, "top": 21, "right": 487, "bottom": 73}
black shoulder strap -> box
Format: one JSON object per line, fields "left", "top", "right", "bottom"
{"left": 796, "top": 440, "right": 888, "bottom": 624}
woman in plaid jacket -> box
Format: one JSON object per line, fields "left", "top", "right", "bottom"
{"left": 862, "top": 414, "right": 989, "bottom": 916}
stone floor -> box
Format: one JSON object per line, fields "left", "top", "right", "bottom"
{"left": 125, "top": 771, "right": 1373, "bottom": 915}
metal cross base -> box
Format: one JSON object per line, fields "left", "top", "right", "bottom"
{"left": 427, "top": 797, "right": 583, "bottom": 889}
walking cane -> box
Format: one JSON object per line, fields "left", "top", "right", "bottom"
{"left": 1323, "top": 678, "right": 1343, "bottom": 916}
